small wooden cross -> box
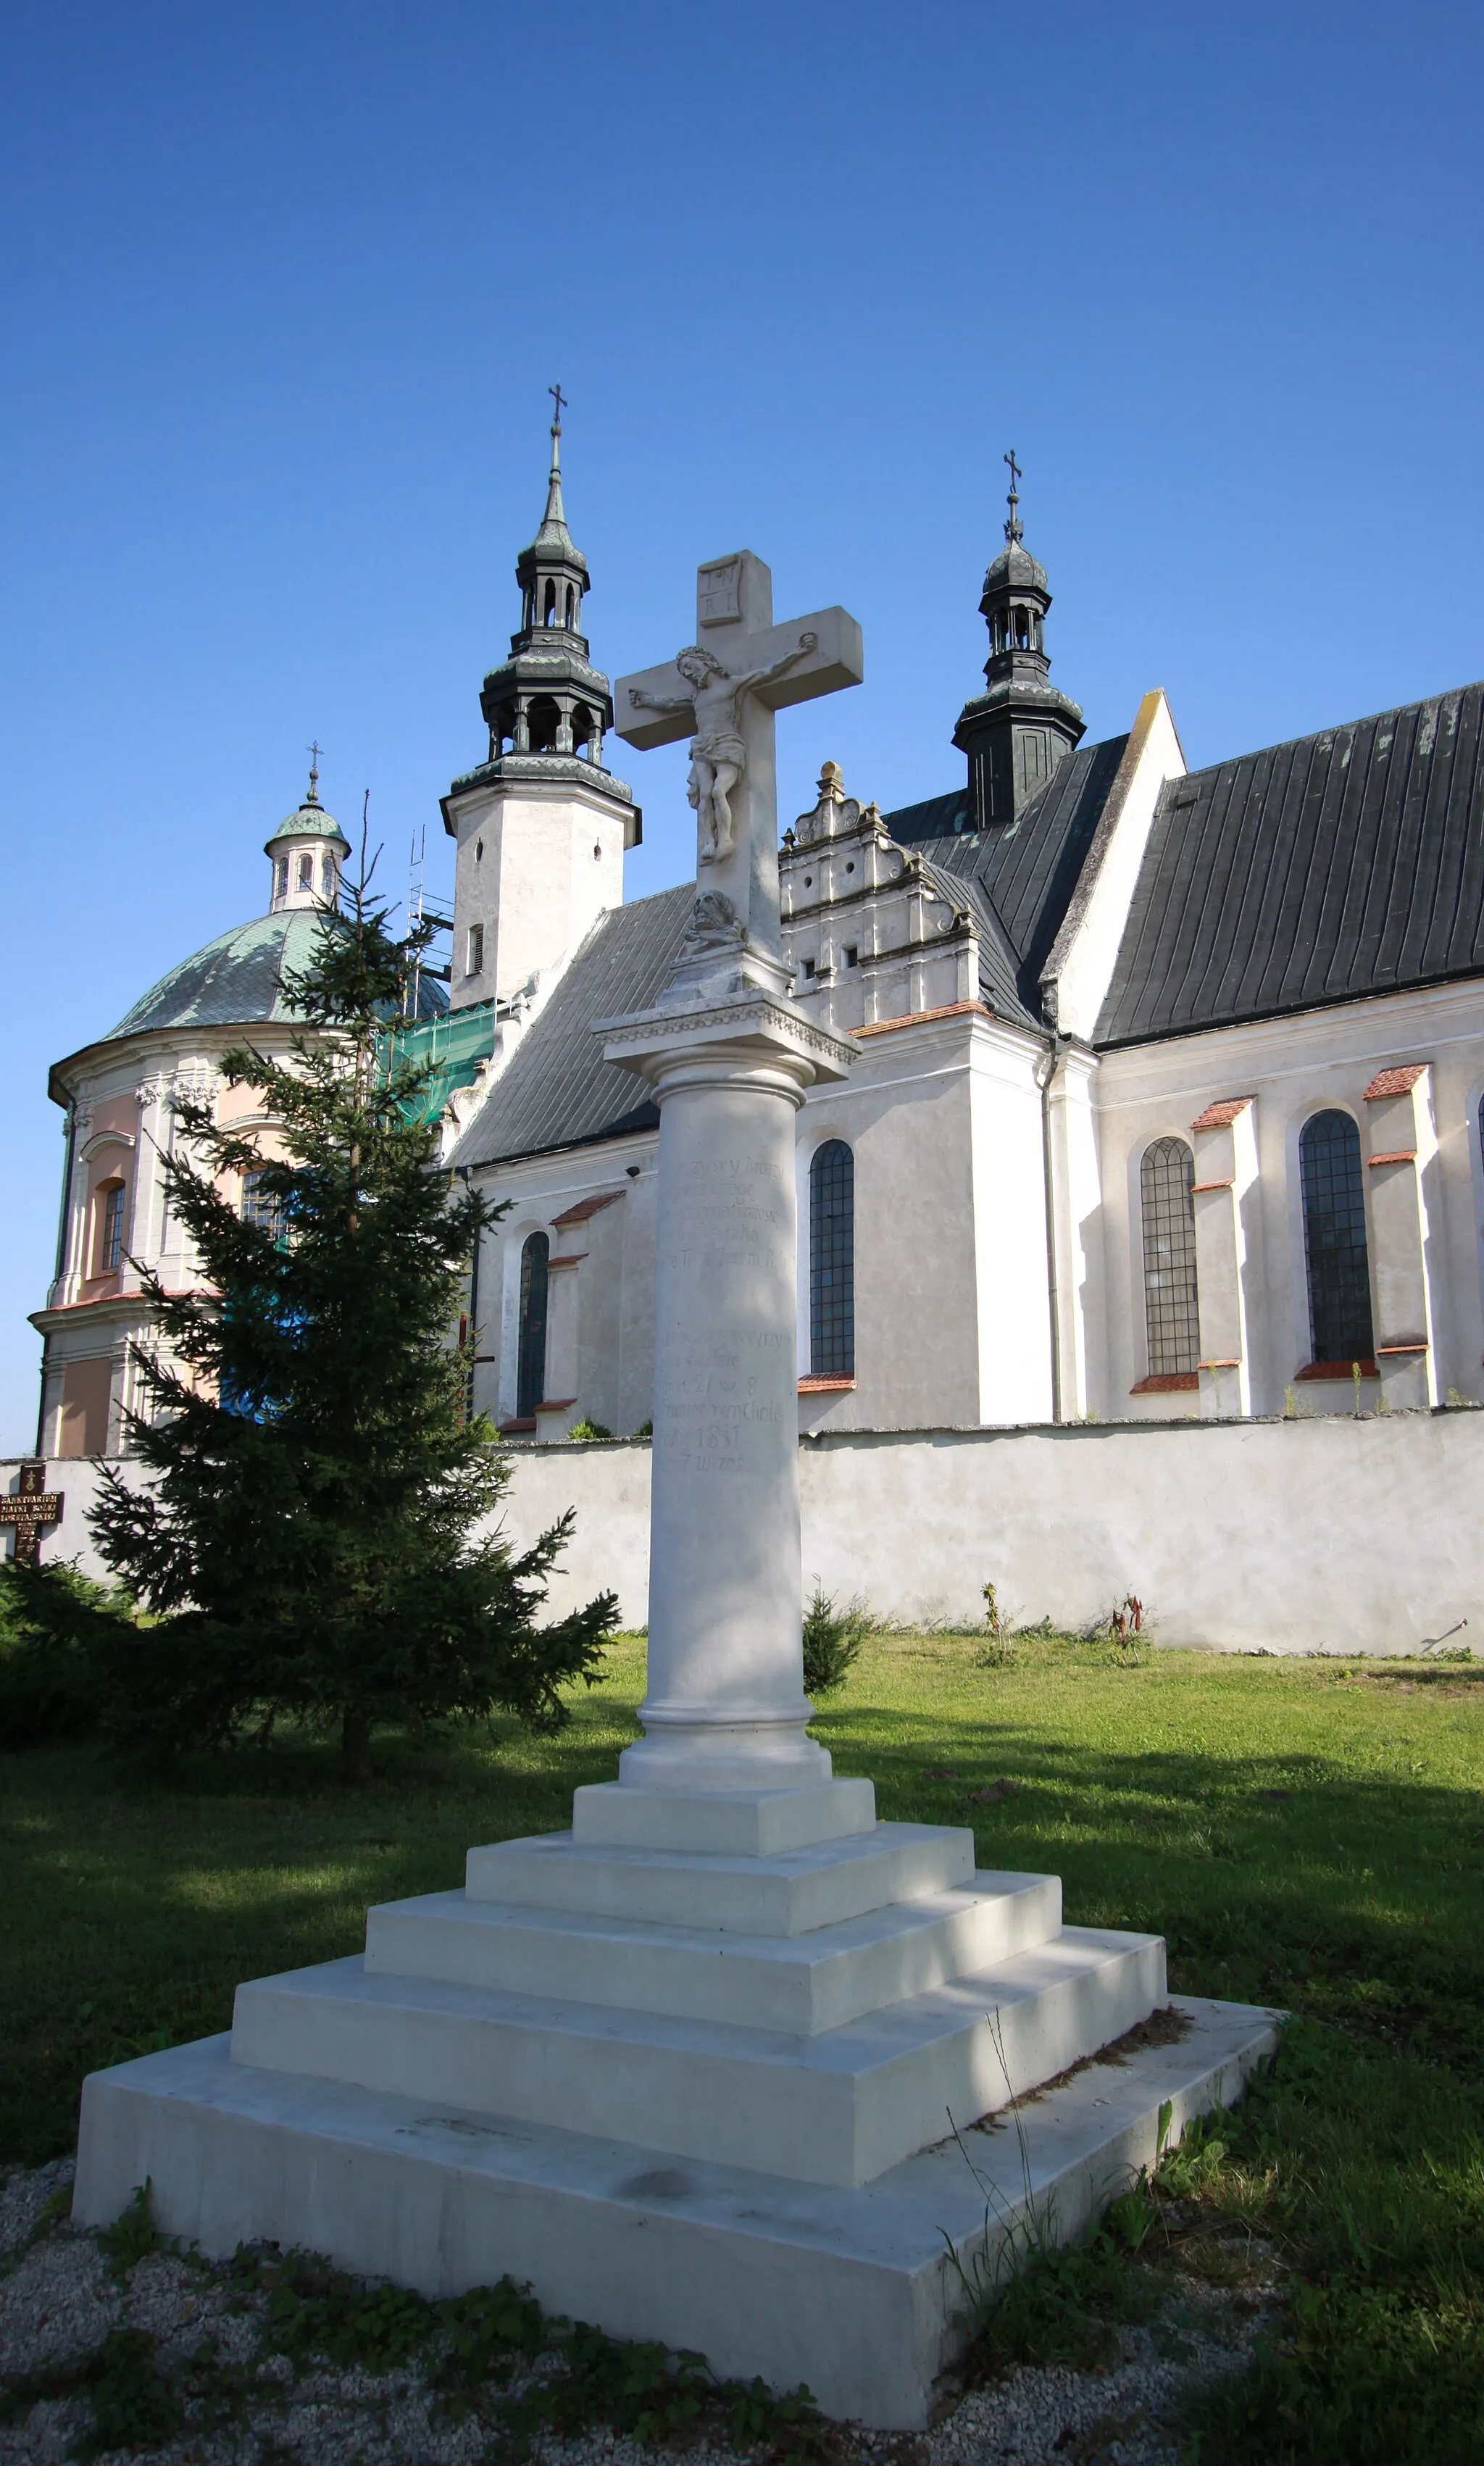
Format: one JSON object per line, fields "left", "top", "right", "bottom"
{"left": 0, "top": 1462, "right": 64, "bottom": 1567}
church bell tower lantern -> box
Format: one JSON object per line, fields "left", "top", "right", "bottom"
{"left": 442, "top": 392, "right": 641, "bottom": 1013}
{"left": 953, "top": 453, "right": 1085, "bottom": 828}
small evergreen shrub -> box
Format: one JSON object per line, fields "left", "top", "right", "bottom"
{"left": 801, "top": 1583, "right": 871, "bottom": 1697}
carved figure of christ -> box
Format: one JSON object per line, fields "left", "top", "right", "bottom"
{"left": 615, "top": 554, "right": 863, "bottom": 928}
{"left": 628, "top": 636, "right": 818, "bottom": 865}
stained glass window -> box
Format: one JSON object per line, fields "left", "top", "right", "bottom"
{"left": 809, "top": 1141, "right": 854, "bottom": 1378}
{"left": 1140, "top": 1138, "right": 1200, "bottom": 1375}
{"left": 1300, "top": 1110, "right": 1374, "bottom": 1362}
{"left": 517, "top": 1231, "right": 549, "bottom": 1417}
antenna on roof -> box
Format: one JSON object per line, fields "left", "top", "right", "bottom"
{"left": 406, "top": 826, "right": 427, "bottom": 1019}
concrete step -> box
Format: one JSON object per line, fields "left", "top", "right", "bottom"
{"left": 364, "top": 1869, "right": 1062, "bottom": 2034}
{"left": 75, "top": 1994, "right": 1281, "bottom": 2428}
{"left": 464, "top": 1820, "right": 975, "bottom": 1938}
{"left": 230, "top": 1923, "right": 1167, "bottom": 2187}
{"left": 570, "top": 1777, "right": 878, "bottom": 1855}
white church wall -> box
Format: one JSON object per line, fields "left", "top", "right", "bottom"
{"left": 793, "top": 1016, "right": 983, "bottom": 1433}
{"left": 471, "top": 1135, "right": 659, "bottom": 1434}
{"left": 475, "top": 1405, "right": 1484, "bottom": 1655}
{"left": 1044, "top": 1046, "right": 1104, "bottom": 1419}
{"left": 968, "top": 1027, "right": 1054, "bottom": 1423}
{"left": 1091, "top": 979, "right": 1484, "bottom": 1419}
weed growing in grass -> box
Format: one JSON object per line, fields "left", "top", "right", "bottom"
{"left": 978, "top": 1583, "right": 1017, "bottom": 1667}
{"left": 100, "top": 2176, "right": 158, "bottom": 2278}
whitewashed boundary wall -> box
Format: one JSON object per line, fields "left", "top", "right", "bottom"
{"left": 9, "top": 1409, "right": 1482, "bottom": 1655}
{"left": 487, "top": 1412, "right": 1484, "bottom": 1656}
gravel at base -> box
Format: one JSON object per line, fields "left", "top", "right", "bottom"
{"left": 0, "top": 2159, "right": 1269, "bottom": 2466}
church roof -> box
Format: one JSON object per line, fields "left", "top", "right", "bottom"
{"left": 1096, "top": 680, "right": 1484, "bottom": 1047}
{"left": 885, "top": 731, "right": 1130, "bottom": 1022}
{"left": 105, "top": 909, "right": 447, "bottom": 1041}
{"left": 449, "top": 885, "right": 694, "bottom": 1170}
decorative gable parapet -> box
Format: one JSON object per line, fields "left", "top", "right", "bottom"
{"left": 781, "top": 764, "right": 980, "bottom": 1030}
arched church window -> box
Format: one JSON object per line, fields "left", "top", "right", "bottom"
{"left": 543, "top": 579, "right": 556, "bottom": 626}
{"left": 275, "top": 857, "right": 288, "bottom": 904}
{"left": 99, "top": 1182, "right": 127, "bottom": 1274}
{"left": 297, "top": 852, "right": 314, "bottom": 892}
{"left": 1140, "top": 1137, "right": 1199, "bottom": 1376}
{"left": 809, "top": 1141, "right": 854, "bottom": 1378}
{"left": 1300, "top": 1110, "right": 1374, "bottom": 1362}
{"left": 565, "top": 584, "right": 575, "bottom": 627}
{"left": 517, "top": 1232, "right": 549, "bottom": 1417}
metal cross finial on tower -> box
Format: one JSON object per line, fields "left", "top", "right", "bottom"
{"left": 1004, "top": 450, "right": 1024, "bottom": 546}
{"left": 549, "top": 382, "right": 567, "bottom": 438}
{"left": 307, "top": 741, "right": 322, "bottom": 804}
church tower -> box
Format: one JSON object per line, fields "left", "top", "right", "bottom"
{"left": 953, "top": 455, "right": 1085, "bottom": 828}
{"left": 442, "top": 393, "right": 640, "bottom": 1012}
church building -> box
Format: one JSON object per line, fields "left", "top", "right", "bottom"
{"left": 443, "top": 444, "right": 1484, "bottom": 1441}
{"left": 32, "top": 420, "right": 1484, "bottom": 1457}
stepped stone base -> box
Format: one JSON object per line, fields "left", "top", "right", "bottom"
{"left": 73, "top": 1999, "right": 1277, "bottom": 2426}
{"left": 73, "top": 1788, "right": 1280, "bottom": 2423}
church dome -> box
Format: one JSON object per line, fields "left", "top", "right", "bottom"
{"left": 264, "top": 796, "right": 351, "bottom": 856}
{"left": 110, "top": 910, "right": 335, "bottom": 1038}
{"left": 107, "top": 909, "right": 448, "bottom": 1042}
{"left": 981, "top": 538, "right": 1049, "bottom": 599}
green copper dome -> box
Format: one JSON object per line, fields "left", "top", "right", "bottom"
{"left": 108, "top": 910, "right": 446, "bottom": 1040}
{"left": 264, "top": 793, "right": 351, "bottom": 857}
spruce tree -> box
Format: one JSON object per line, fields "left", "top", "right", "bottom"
{"left": 89, "top": 872, "right": 616, "bottom": 1779}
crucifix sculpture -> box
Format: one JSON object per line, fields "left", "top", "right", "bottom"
{"left": 616, "top": 553, "right": 862, "bottom": 975}
{"left": 597, "top": 551, "right": 862, "bottom": 1803}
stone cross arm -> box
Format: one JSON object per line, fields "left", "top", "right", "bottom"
{"left": 616, "top": 602, "right": 864, "bottom": 751}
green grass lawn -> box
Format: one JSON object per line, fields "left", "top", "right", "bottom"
{"left": 3, "top": 1626, "right": 1482, "bottom": 2462}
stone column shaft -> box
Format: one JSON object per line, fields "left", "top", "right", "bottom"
{"left": 599, "top": 999, "right": 853, "bottom": 1793}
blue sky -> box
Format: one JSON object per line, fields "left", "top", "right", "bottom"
{"left": 4, "top": 0, "right": 1483, "bottom": 1450}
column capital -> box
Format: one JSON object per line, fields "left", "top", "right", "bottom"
{"left": 598, "top": 989, "right": 856, "bottom": 1101}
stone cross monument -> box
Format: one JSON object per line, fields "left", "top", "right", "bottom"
{"left": 618, "top": 552, "right": 863, "bottom": 1006}
{"left": 591, "top": 552, "right": 863, "bottom": 1820}
{"left": 70, "top": 540, "right": 1257, "bottom": 2434}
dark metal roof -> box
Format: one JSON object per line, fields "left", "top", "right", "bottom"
{"left": 885, "top": 733, "right": 1129, "bottom": 1020}
{"left": 450, "top": 885, "right": 693, "bottom": 1171}
{"left": 1096, "top": 681, "right": 1484, "bottom": 1048}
